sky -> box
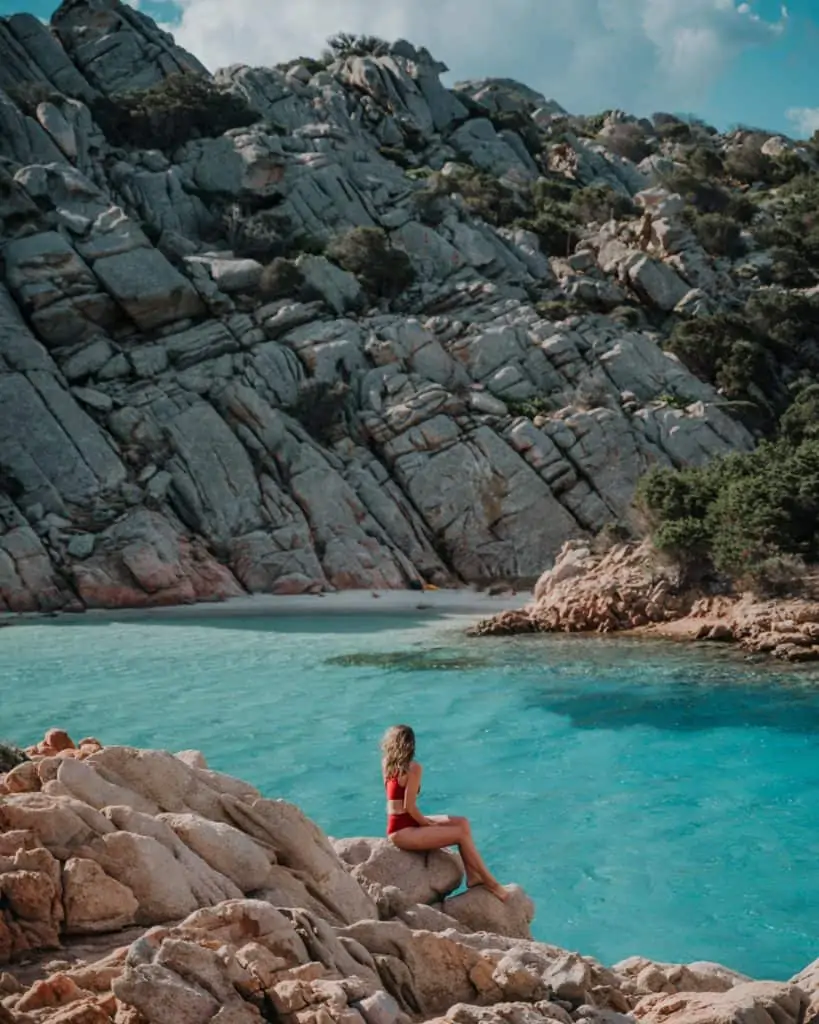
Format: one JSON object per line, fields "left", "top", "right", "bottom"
{"left": 2, "top": 0, "right": 818, "bottom": 138}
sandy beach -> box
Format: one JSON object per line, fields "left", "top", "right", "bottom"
{"left": 1, "top": 587, "right": 530, "bottom": 626}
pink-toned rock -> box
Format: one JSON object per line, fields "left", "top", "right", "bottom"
{"left": 28, "top": 730, "right": 76, "bottom": 759}
{"left": 633, "top": 981, "right": 807, "bottom": 1024}
{"left": 4, "top": 761, "right": 41, "bottom": 794}
{"left": 16, "top": 973, "right": 88, "bottom": 1012}
{"left": 0, "top": 842, "right": 63, "bottom": 964}
{"left": 71, "top": 510, "right": 244, "bottom": 610}
{"left": 63, "top": 859, "right": 139, "bottom": 935}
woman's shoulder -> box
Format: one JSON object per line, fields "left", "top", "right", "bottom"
{"left": 409, "top": 760, "right": 422, "bottom": 774}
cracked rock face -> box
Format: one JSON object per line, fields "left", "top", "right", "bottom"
{"left": 0, "top": 0, "right": 765, "bottom": 610}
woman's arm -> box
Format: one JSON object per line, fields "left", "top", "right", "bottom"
{"left": 403, "top": 762, "right": 430, "bottom": 826}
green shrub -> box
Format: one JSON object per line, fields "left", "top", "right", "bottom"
{"left": 275, "top": 56, "right": 328, "bottom": 76}
{"left": 581, "top": 111, "right": 613, "bottom": 136}
{"left": 489, "top": 111, "right": 543, "bottom": 158}
{"left": 767, "top": 247, "right": 815, "bottom": 287}
{"left": 259, "top": 258, "right": 306, "bottom": 300}
{"left": 532, "top": 177, "right": 577, "bottom": 204}
{"left": 222, "top": 206, "right": 325, "bottom": 263}
{"left": 5, "top": 80, "right": 64, "bottom": 116}
{"left": 378, "top": 146, "right": 414, "bottom": 169}
{"left": 535, "top": 300, "right": 582, "bottom": 321}
{"left": 637, "top": 440, "right": 819, "bottom": 580}
{"left": 286, "top": 380, "right": 351, "bottom": 445}
{"left": 780, "top": 383, "right": 819, "bottom": 445}
{"left": 690, "top": 212, "right": 746, "bottom": 258}
{"left": 413, "top": 168, "right": 528, "bottom": 228}
{"left": 570, "top": 184, "right": 636, "bottom": 223}
{"left": 598, "top": 123, "right": 652, "bottom": 163}
{"left": 0, "top": 741, "right": 28, "bottom": 773}
{"left": 682, "top": 146, "right": 724, "bottom": 178}
{"left": 658, "top": 170, "right": 733, "bottom": 215}
{"left": 518, "top": 207, "right": 579, "bottom": 256}
{"left": 656, "top": 122, "right": 695, "bottom": 143}
{"left": 326, "top": 226, "right": 415, "bottom": 298}
{"left": 506, "top": 396, "right": 554, "bottom": 419}
{"left": 92, "top": 73, "right": 258, "bottom": 153}
{"left": 324, "top": 33, "right": 389, "bottom": 60}
{"left": 667, "top": 292, "right": 819, "bottom": 430}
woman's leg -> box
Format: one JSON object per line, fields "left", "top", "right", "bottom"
{"left": 390, "top": 820, "right": 507, "bottom": 900}
{"left": 421, "top": 815, "right": 487, "bottom": 888}
{"left": 423, "top": 816, "right": 489, "bottom": 886}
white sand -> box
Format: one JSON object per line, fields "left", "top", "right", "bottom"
{"left": 4, "top": 588, "right": 528, "bottom": 625}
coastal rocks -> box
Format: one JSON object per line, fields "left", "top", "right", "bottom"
{"left": 4, "top": 733, "right": 819, "bottom": 1024}
{"left": 470, "top": 541, "right": 688, "bottom": 637}
{"left": 633, "top": 982, "right": 808, "bottom": 1024}
{"left": 441, "top": 884, "right": 535, "bottom": 940}
{"left": 62, "top": 858, "right": 139, "bottom": 934}
{"left": 0, "top": 834, "right": 63, "bottom": 963}
{"left": 70, "top": 509, "right": 244, "bottom": 609}
{"left": 0, "top": 732, "right": 379, "bottom": 966}
{"left": 614, "top": 957, "right": 750, "bottom": 997}
{"left": 333, "top": 837, "right": 464, "bottom": 906}
{"left": 0, "top": 0, "right": 806, "bottom": 611}
{"left": 469, "top": 543, "right": 819, "bottom": 661}
{"left": 686, "top": 596, "right": 819, "bottom": 663}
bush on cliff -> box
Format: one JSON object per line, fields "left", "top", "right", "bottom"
{"left": 326, "top": 227, "right": 415, "bottom": 299}
{"left": 92, "top": 73, "right": 258, "bottom": 153}
{"left": 666, "top": 291, "right": 819, "bottom": 432}
{"left": 637, "top": 439, "right": 819, "bottom": 580}
{"left": 689, "top": 212, "right": 746, "bottom": 259}
{"left": 286, "top": 380, "right": 351, "bottom": 444}
{"left": 597, "top": 123, "right": 652, "bottom": 163}
{"left": 0, "top": 741, "right": 28, "bottom": 773}
{"left": 324, "top": 32, "right": 389, "bottom": 60}
{"left": 259, "top": 258, "right": 307, "bottom": 300}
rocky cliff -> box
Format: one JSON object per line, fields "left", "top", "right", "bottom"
{"left": 2, "top": 731, "right": 819, "bottom": 1024}
{"left": 1, "top": 0, "right": 815, "bottom": 611}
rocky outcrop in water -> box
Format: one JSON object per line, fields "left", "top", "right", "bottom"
{"left": 0, "top": 730, "right": 818, "bottom": 1024}
{"left": 470, "top": 541, "right": 819, "bottom": 662}
{"left": 5, "top": 0, "right": 802, "bottom": 609}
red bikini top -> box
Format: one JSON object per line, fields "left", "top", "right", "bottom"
{"left": 385, "top": 775, "right": 419, "bottom": 798}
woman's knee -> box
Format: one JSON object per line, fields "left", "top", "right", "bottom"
{"left": 454, "top": 816, "right": 472, "bottom": 836}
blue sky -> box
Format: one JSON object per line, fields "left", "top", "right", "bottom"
{"left": 2, "top": 0, "right": 818, "bottom": 138}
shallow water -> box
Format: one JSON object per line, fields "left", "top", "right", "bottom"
{"left": 2, "top": 610, "right": 819, "bottom": 980}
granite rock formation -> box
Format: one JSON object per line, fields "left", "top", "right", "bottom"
{"left": 0, "top": 732, "right": 818, "bottom": 1024}
{"left": 3, "top": 0, "right": 816, "bottom": 611}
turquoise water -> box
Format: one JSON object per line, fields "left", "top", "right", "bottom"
{"left": 2, "top": 609, "right": 819, "bottom": 980}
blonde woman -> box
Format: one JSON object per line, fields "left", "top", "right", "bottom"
{"left": 381, "top": 724, "right": 508, "bottom": 901}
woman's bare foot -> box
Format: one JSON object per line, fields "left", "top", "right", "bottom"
{"left": 465, "top": 873, "right": 483, "bottom": 889}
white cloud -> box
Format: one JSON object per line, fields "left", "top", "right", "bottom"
{"left": 163, "top": 0, "right": 786, "bottom": 118}
{"left": 786, "top": 106, "right": 819, "bottom": 138}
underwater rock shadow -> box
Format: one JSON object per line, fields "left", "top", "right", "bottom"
{"left": 522, "top": 679, "right": 819, "bottom": 735}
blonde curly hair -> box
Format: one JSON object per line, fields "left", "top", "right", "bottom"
{"left": 381, "top": 724, "right": 415, "bottom": 780}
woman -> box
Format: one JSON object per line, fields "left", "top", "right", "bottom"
{"left": 381, "top": 724, "right": 508, "bottom": 901}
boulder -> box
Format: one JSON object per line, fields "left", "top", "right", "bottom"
{"left": 633, "top": 982, "right": 808, "bottom": 1024}
{"left": 627, "top": 255, "right": 690, "bottom": 311}
{"left": 333, "top": 837, "right": 464, "bottom": 905}
{"left": 93, "top": 247, "right": 205, "bottom": 330}
{"left": 62, "top": 858, "right": 139, "bottom": 934}
{"left": 441, "top": 883, "right": 535, "bottom": 940}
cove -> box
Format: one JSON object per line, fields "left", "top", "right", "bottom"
{"left": 2, "top": 609, "right": 819, "bottom": 981}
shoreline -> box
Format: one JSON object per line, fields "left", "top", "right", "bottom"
{"left": 0, "top": 587, "right": 529, "bottom": 627}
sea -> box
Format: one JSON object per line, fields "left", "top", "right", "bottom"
{"left": 2, "top": 603, "right": 818, "bottom": 980}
